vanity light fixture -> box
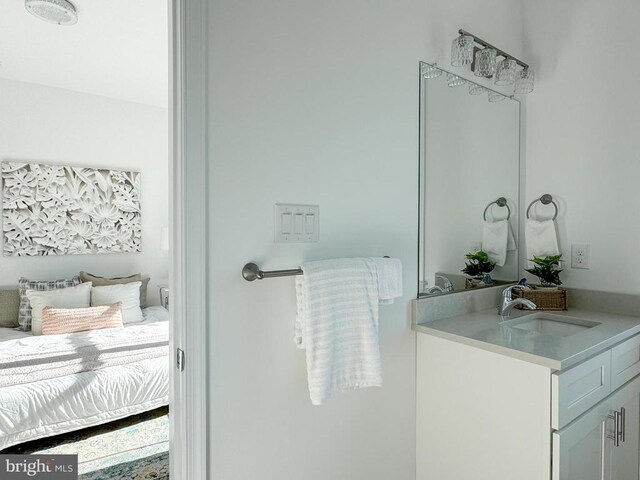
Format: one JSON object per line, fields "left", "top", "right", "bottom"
{"left": 421, "top": 63, "right": 442, "bottom": 79}
{"left": 446, "top": 73, "right": 466, "bottom": 88}
{"left": 451, "top": 29, "right": 534, "bottom": 95}
{"left": 514, "top": 68, "right": 535, "bottom": 94}
{"left": 474, "top": 48, "right": 497, "bottom": 77}
{"left": 488, "top": 90, "right": 506, "bottom": 103}
{"left": 451, "top": 34, "right": 474, "bottom": 67}
{"left": 468, "top": 83, "right": 486, "bottom": 95}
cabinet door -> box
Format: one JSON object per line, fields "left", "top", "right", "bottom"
{"left": 552, "top": 399, "right": 612, "bottom": 480}
{"left": 610, "top": 377, "right": 640, "bottom": 480}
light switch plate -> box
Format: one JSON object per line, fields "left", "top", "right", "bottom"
{"left": 275, "top": 204, "right": 319, "bottom": 243}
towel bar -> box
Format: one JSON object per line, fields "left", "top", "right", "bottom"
{"left": 242, "top": 257, "right": 391, "bottom": 282}
{"left": 483, "top": 197, "right": 511, "bottom": 221}
{"left": 242, "top": 263, "right": 303, "bottom": 282}
{"left": 526, "top": 194, "right": 558, "bottom": 220}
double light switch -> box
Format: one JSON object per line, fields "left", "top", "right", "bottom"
{"left": 275, "top": 204, "right": 319, "bottom": 243}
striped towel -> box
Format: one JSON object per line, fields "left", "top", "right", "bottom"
{"left": 295, "top": 258, "right": 386, "bottom": 405}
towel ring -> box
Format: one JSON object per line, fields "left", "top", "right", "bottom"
{"left": 483, "top": 197, "right": 511, "bottom": 221}
{"left": 526, "top": 194, "right": 558, "bottom": 220}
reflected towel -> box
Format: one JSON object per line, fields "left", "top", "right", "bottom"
{"left": 295, "top": 258, "right": 383, "bottom": 406}
{"left": 507, "top": 223, "right": 516, "bottom": 251}
{"left": 482, "top": 220, "right": 511, "bottom": 267}
{"left": 525, "top": 219, "right": 559, "bottom": 268}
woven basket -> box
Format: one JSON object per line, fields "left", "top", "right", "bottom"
{"left": 513, "top": 288, "right": 568, "bottom": 311}
{"left": 465, "top": 278, "right": 492, "bottom": 290}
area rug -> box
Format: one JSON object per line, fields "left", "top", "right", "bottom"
{"left": 3, "top": 407, "right": 169, "bottom": 479}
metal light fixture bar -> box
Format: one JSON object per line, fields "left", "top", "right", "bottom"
{"left": 459, "top": 29, "right": 529, "bottom": 70}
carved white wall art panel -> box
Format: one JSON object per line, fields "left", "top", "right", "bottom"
{"left": 2, "top": 162, "right": 141, "bottom": 256}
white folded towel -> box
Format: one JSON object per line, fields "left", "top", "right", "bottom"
{"left": 295, "top": 258, "right": 386, "bottom": 405}
{"left": 525, "top": 219, "right": 559, "bottom": 267}
{"left": 371, "top": 257, "right": 403, "bottom": 305}
{"left": 482, "top": 220, "right": 509, "bottom": 267}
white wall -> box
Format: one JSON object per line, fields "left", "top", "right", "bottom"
{"left": 523, "top": 0, "right": 640, "bottom": 294}
{"left": 206, "top": 1, "right": 524, "bottom": 478}
{"left": 0, "top": 79, "right": 169, "bottom": 303}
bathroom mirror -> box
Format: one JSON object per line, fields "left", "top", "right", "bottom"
{"left": 418, "top": 61, "right": 520, "bottom": 298}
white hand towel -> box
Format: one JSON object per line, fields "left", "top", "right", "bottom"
{"left": 482, "top": 220, "right": 509, "bottom": 267}
{"left": 295, "top": 258, "right": 383, "bottom": 406}
{"left": 507, "top": 223, "right": 516, "bottom": 252}
{"left": 371, "top": 257, "right": 403, "bottom": 305}
{"left": 525, "top": 219, "right": 559, "bottom": 268}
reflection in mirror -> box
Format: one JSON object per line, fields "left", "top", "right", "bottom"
{"left": 418, "top": 62, "right": 520, "bottom": 298}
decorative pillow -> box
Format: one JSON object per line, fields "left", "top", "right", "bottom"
{"left": 80, "top": 272, "right": 151, "bottom": 308}
{"left": 0, "top": 290, "right": 20, "bottom": 328}
{"left": 91, "top": 282, "right": 143, "bottom": 324}
{"left": 41, "top": 303, "right": 124, "bottom": 335}
{"left": 18, "top": 276, "right": 82, "bottom": 331}
{"left": 26, "top": 283, "right": 92, "bottom": 335}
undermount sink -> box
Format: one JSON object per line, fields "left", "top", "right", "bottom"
{"left": 506, "top": 313, "right": 601, "bottom": 337}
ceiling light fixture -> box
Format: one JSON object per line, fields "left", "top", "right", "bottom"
{"left": 25, "top": 0, "right": 78, "bottom": 26}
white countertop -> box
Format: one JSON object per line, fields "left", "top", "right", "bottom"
{"left": 414, "top": 308, "right": 640, "bottom": 371}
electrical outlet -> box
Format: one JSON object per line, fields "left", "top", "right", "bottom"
{"left": 571, "top": 244, "right": 590, "bottom": 269}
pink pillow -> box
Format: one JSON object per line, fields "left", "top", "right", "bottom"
{"left": 41, "top": 303, "right": 124, "bottom": 335}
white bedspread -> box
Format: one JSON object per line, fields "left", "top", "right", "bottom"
{"left": 0, "top": 358, "right": 168, "bottom": 450}
{"left": 0, "top": 307, "right": 170, "bottom": 450}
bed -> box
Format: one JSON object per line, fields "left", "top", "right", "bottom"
{"left": 0, "top": 306, "right": 169, "bottom": 450}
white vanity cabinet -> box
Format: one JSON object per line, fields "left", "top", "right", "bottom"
{"left": 552, "top": 376, "right": 640, "bottom": 480}
{"left": 417, "top": 332, "right": 640, "bottom": 480}
{"left": 610, "top": 381, "right": 640, "bottom": 480}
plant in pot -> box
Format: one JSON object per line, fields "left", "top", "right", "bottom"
{"left": 461, "top": 250, "right": 495, "bottom": 284}
{"left": 525, "top": 254, "right": 563, "bottom": 288}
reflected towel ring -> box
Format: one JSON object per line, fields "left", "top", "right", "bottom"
{"left": 483, "top": 197, "right": 511, "bottom": 221}
{"left": 526, "top": 194, "right": 558, "bottom": 220}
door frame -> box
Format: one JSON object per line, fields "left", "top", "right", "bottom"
{"left": 169, "top": 0, "right": 209, "bottom": 477}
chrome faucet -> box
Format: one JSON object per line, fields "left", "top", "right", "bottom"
{"left": 425, "top": 285, "right": 445, "bottom": 294}
{"left": 435, "top": 275, "right": 454, "bottom": 293}
{"left": 498, "top": 285, "right": 536, "bottom": 319}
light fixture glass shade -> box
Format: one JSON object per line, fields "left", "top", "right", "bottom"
{"left": 468, "top": 83, "right": 486, "bottom": 95}
{"left": 451, "top": 35, "right": 474, "bottom": 67}
{"left": 488, "top": 90, "right": 506, "bottom": 102}
{"left": 25, "top": 0, "right": 78, "bottom": 25}
{"left": 421, "top": 63, "right": 442, "bottom": 79}
{"left": 474, "top": 48, "right": 497, "bottom": 77}
{"left": 514, "top": 68, "right": 535, "bottom": 94}
{"left": 494, "top": 59, "right": 517, "bottom": 86}
{"left": 447, "top": 73, "right": 466, "bottom": 88}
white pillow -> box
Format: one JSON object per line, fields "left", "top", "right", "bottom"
{"left": 91, "top": 282, "right": 143, "bottom": 324}
{"left": 26, "top": 283, "right": 92, "bottom": 335}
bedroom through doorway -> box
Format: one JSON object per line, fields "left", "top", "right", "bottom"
{"left": 0, "top": 0, "right": 174, "bottom": 478}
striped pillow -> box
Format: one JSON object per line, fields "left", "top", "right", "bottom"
{"left": 41, "top": 303, "right": 124, "bottom": 335}
{"left": 18, "top": 276, "right": 82, "bottom": 331}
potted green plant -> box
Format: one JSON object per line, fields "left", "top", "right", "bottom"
{"left": 525, "top": 254, "right": 563, "bottom": 288}
{"left": 461, "top": 250, "right": 495, "bottom": 282}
